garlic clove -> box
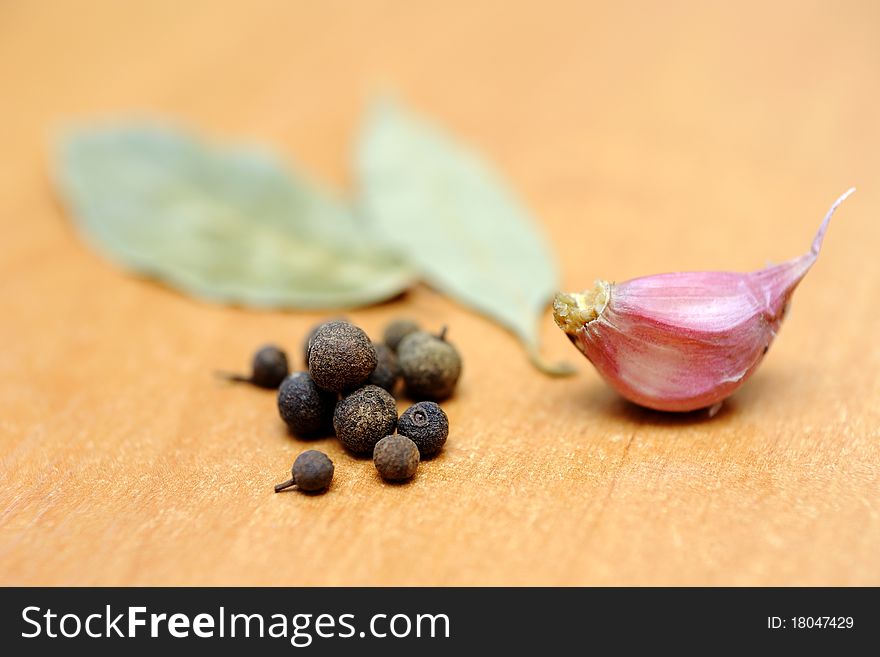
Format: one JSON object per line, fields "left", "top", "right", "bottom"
{"left": 554, "top": 189, "right": 854, "bottom": 412}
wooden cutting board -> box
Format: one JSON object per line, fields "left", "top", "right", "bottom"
{"left": 1, "top": 0, "right": 877, "bottom": 585}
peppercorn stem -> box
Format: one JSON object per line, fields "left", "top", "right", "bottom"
{"left": 437, "top": 326, "right": 448, "bottom": 341}
{"left": 274, "top": 478, "right": 296, "bottom": 493}
{"left": 214, "top": 371, "right": 252, "bottom": 384}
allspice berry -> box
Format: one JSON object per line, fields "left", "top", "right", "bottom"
{"left": 218, "top": 344, "right": 289, "bottom": 389}
{"left": 302, "top": 322, "right": 323, "bottom": 367}
{"left": 333, "top": 385, "right": 397, "bottom": 454}
{"left": 398, "top": 401, "right": 449, "bottom": 457}
{"left": 275, "top": 450, "right": 334, "bottom": 493}
{"left": 308, "top": 320, "right": 377, "bottom": 392}
{"left": 383, "top": 318, "right": 420, "bottom": 352}
{"left": 277, "top": 372, "right": 336, "bottom": 436}
{"left": 373, "top": 434, "right": 419, "bottom": 481}
{"left": 368, "top": 344, "right": 401, "bottom": 393}
{"left": 398, "top": 328, "right": 462, "bottom": 401}
{"left": 302, "top": 317, "right": 345, "bottom": 366}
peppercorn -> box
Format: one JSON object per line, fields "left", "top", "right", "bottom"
{"left": 397, "top": 401, "right": 449, "bottom": 457}
{"left": 275, "top": 450, "right": 334, "bottom": 493}
{"left": 308, "top": 320, "right": 377, "bottom": 392}
{"left": 383, "top": 318, "right": 420, "bottom": 352}
{"left": 373, "top": 434, "right": 419, "bottom": 481}
{"left": 397, "top": 327, "right": 462, "bottom": 400}
{"left": 333, "top": 384, "right": 397, "bottom": 454}
{"left": 218, "top": 344, "right": 289, "bottom": 389}
{"left": 368, "top": 344, "right": 401, "bottom": 393}
{"left": 277, "top": 372, "right": 336, "bottom": 436}
{"left": 302, "top": 323, "right": 322, "bottom": 367}
{"left": 302, "top": 317, "right": 346, "bottom": 367}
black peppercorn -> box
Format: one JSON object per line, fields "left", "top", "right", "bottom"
{"left": 277, "top": 372, "right": 336, "bottom": 436}
{"left": 275, "top": 450, "right": 334, "bottom": 493}
{"left": 218, "top": 344, "right": 289, "bottom": 389}
{"left": 397, "top": 328, "right": 462, "bottom": 400}
{"left": 302, "top": 317, "right": 346, "bottom": 367}
{"left": 302, "top": 323, "right": 322, "bottom": 367}
{"left": 383, "top": 318, "right": 420, "bottom": 352}
{"left": 308, "top": 320, "right": 377, "bottom": 393}
{"left": 333, "top": 384, "right": 397, "bottom": 454}
{"left": 397, "top": 401, "right": 449, "bottom": 457}
{"left": 368, "top": 344, "right": 401, "bottom": 393}
{"left": 373, "top": 434, "right": 419, "bottom": 481}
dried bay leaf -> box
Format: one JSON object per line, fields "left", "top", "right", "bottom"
{"left": 56, "top": 125, "right": 416, "bottom": 308}
{"left": 356, "top": 100, "right": 573, "bottom": 375}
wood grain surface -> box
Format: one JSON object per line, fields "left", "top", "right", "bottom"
{"left": 1, "top": 0, "right": 878, "bottom": 586}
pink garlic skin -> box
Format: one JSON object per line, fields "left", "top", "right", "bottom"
{"left": 554, "top": 189, "right": 854, "bottom": 412}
